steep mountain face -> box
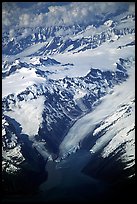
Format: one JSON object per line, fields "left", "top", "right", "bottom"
{"left": 2, "top": 3, "right": 135, "bottom": 202}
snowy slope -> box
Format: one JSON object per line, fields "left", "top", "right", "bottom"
{"left": 2, "top": 115, "right": 25, "bottom": 173}
{"left": 59, "top": 59, "right": 135, "bottom": 165}
{"left": 2, "top": 68, "right": 46, "bottom": 98}
{"left": 5, "top": 96, "right": 45, "bottom": 136}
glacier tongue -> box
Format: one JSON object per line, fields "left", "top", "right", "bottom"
{"left": 59, "top": 59, "right": 135, "bottom": 165}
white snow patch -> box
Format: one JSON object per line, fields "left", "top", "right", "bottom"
{"left": 29, "top": 57, "right": 40, "bottom": 65}
{"left": 5, "top": 96, "right": 45, "bottom": 137}
{"left": 2, "top": 68, "right": 46, "bottom": 98}
{"left": 104, "top": 20, "right": 113, "bottom": 27}
{"left": 101, "top": 123, "right": 135, "bottom": 159}
{"left": 2, "top": 145, "right": 25, "bottom": 165}
{"left": 91, "top": 102, "right": 135, "bottom": 157}
{"left": 74, "top": 89, "right": 87, "bottom": 100}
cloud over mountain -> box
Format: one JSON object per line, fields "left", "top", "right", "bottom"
{"left": 2, "top": 2, "right": 135, "bottom": 32}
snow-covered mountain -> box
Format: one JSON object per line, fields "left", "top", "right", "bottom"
{"left": 2, "top": 2, "right": 135, "bottom": 203}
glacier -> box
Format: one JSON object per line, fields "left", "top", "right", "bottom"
{"left": 2, "top": 2, "right": 135, "bottom": 203}
{"left": 59, "top": 59, "right": 135, "bottom": 159}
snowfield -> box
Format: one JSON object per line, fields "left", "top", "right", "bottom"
{"left": 2, "top": 68, "right": 46, "bottom": 98}
{"left": 51, "top": 34, "right": 134, "bottom": 79}
{"left": 2, "top": 33, "right": 135, "bottom": 81}
{"left": 5, "top": 96, "right": 45, "bottom": 136}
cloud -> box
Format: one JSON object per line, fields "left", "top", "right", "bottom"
{"left": 2, "top": 8, "right": 11, "bottom": 27}
{"left": 19, "top": 14, "right": 30, "bottom": 27}
{"left": 9, "top": 29, "right": 14, "bottom": 39}
{"left": 2, "top": 2, "right": 135, "bottom": 33}
{"left": 45, "top": 2, "right": 134, "bottom": 26}
{"left": 2, "top": 3, "right": 21, "bottom": 31}
{"left": 128, "top": 3, "right": 135, "bottom": 13}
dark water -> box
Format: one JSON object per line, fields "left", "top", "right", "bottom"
{"left": 2, "top": 149, "right": 135, "bottom": 204}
